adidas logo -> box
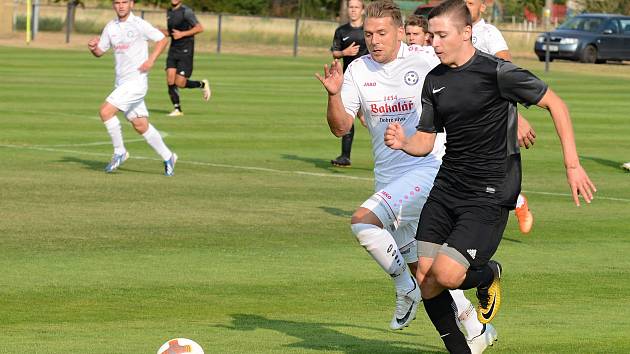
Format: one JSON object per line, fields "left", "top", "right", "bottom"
{"left": 467, "top": 249, "right": 477, "bottom": 259}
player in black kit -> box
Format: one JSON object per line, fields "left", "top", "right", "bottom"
{"left": 329, "top": 0, "right": 368, "bottom": 167}
{"left": 163, "top": 0, "right": 210, "bottom": 117}
{"left": 384, "top": 1, "right": 596, "bottom": 352}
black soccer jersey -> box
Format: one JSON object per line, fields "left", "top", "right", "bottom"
{"left": 331, "top": 23, "right": 368, "bottom": 72}
{"left": 417, "top": 51, "right": 548, "bottom": 208}
{"left": 167, "top": 5, "right": 199, "bottom": 49}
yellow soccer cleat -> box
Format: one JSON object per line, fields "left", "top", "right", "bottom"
{"left": 476, "top": 260, "right": 502, "bottom": 324}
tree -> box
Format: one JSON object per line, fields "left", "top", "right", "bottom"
{"left": 573, "top": 0, "right": 630, "bottom": 14}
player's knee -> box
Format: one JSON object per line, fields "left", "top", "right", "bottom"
{"left": 350, "top": 223, "right": 380, "bottom": 245}
{"left": 434, "top": 270, "right": 464, "bottom": 289}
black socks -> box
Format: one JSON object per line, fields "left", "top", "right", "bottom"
{"left": 459, "top": 264, "right": 494, "bottom": 290}
{"left": 341, "top": 124, "right": 355, "bottom": 158}
{"left": 423, "top": 290, "right": 471, "bottom": 353}
{"left": 168, "top": 84, "right": 181, "bottom": 111}
{"left": 185, "top": 80, "right": 203, "bottom": 89}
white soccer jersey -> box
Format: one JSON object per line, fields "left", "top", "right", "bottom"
{"left": 472, "top": 19, "right": 509, "bottom": 55}
{"left": 97, "top": 13, "right": 165, "bottom": 86}
{"left": 342, "top": 43, "right": 444, "bottom": 186}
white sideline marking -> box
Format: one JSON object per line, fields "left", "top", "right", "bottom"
{"left": 31, "top": 132, "right": 170, "bottom": 147}
{"left": 0, "top": 143, "right": 628, "bottom": 202}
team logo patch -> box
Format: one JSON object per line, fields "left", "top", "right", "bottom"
{"left": 404, "top": 71, "right": 419, "bottom": 86}
{"left": 472, "top": 36, "right": 477, "bottom": 45}
{"left": 127, "top": 30, "right": 135, "bottom": 38}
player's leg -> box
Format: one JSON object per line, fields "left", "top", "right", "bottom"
{"left": 332, "top": 124, "right": 354, "bottom": 167}
{"left": 127, "top": 102, "right": 177, "bottom": 176}
{"left": 175, "top": 51, "right": 210, "bottom": 101}
{"left": 101, "top": 88, "right": 131, "bottom": 172}
{"left": 166, "top": 50, "right": 184, "bottom": 116}
{"left": 514, "top": 193, "right": 533, "bottom": 234}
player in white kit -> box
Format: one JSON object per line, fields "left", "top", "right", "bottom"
{"left": 316, "top": 1, "right": 496, "bottom": 351}
{"left": 466, "top": 0, "right": 535, "bottom": 233}
{"left": 88, "top": 0, "right": 178, "bottom": 176}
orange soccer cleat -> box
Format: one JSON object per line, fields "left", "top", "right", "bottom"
{"left": 514, "top": 194, "right": 533, "bottom": 234}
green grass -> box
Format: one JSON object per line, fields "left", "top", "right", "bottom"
{"left": 1, "top": 46, "right": 629, "bottom": 353}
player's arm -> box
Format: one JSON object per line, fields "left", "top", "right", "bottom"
{"left": 315, "top": 59, "right": 354, "bottom": 136}
{"left": 494, "top": 50, "right": 512, "bottom": 61}
{"left": 139, "top": 35, "right": 169, "bottom": 72}
{"left": 171, "top": 23, "right": 203, "bottom": 40}
{"left": 536, "top": 89, "right": 596, "bottom": 206}
{"left": 384, "top": 123, "right": 436, "bottom": 157}
{"left": 88, "top": 37, "right": 105, "bottom": 57}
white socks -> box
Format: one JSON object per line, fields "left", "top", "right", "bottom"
{"left": 516, "top": 193, "right": 526, "bottom": 208}
{"left": 351, "top": 223, "right": 415, "bottom": 290}
{"left": 451, "top": 289, "right": 484, "bottom": 339}
{"left": 104, "top": 117, "right": 126, "bottom": 155}
{"left": 142, "top": 124, "right": 172, "bottom": 161}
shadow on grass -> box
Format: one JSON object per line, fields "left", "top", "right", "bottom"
{"left": 319, "top": 206, "right": 354, "bottom": 218}
{"left": 580, "top": 155, "right": 624, "bottom": 171}
{"left": 281, "top": 154, "right": 372, "bottom": 173}
{"left": 218, "top": 314, "right": 443, "bottom": 354}
{"left": 59, "top": 156, "right": 151, "bottom": 174}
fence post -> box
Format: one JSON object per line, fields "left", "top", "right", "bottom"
{"left": 544, "top": 32, "right": 550, "bottom": 72}
{"left": 293, "top": 17, "right": 299, "bottom": 57}
{"left": 216, "top": 13, "right": 222, "bottom": 54}
{"left": 31, "top": 0, "right": 39, "bottom": 40}
{"left": 140, "top": 10, "right": 145, "bottom": 19}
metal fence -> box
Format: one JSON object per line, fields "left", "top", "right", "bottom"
{"left": 11, "top": 3, "right": 554, "bottom": 61}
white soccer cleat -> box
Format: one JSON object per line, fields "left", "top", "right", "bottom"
{"left": 390, "top": 276, "right": 421, "bottom": 330}
{"left": 467, "top": 323, "right": 498, "bottom": 354}
{"left": 201, "top": 79, "right": 211, "bottom": 101}
{"left": 168, "top": 109, "right": 184, "bottom": 117}
{"left": 622, "top": 161, "right": 630, "bottom": 171}
{"left": 164, "top": 153, "right": 178, "bottom": 176}
{"left": 104, "top": 151, "right": 129, "bottom": 173}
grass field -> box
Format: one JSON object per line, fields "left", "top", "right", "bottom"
{"left": 1, "top": 46, "right": 629, "bottom": 353}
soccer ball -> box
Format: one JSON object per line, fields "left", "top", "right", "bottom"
{"left": 157, "top": 338, "right": 204, "bottom": 354}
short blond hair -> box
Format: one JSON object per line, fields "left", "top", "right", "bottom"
{"left": 366, "top": 0, "right": 403, "bottom": 27}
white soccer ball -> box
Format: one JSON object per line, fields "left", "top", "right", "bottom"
{"left": 157, "top": 338, "right": 204, "bottom": 354}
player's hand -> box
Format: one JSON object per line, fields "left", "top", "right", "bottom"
{"left": 343, "top": 42, "right": 360, "bottom": 56}
{"left": 517, "top": 114, "right": 536, "bottom": 149}
{"left": 138, "top": 59, "right": 154, "bottom": 73}
{"left": 171, "top": 29, "right": 184, "bottom": 40}
{"left": 566, "top": 164, "right": 596, "bottom": 206}
{"left": 315, "top": 59, "right": 344, "bottom": 96}
{"left": 384, "top": 122, "right": 406, "bottom": 150}
{"left": 87, "top": 37, "right": 99, "bottom": 51}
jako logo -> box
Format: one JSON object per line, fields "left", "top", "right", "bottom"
{"left": 364, "top": 82, "right": 376, "bottom": 87}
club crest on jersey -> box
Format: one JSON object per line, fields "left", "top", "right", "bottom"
{"left": 127, "top": 30, "right": 135, "bottom": 38}
{"left": 472, "top": 36, "right": 477, "bottom": 45}
{"left": 404, "top": 71, "right": 419, "bottom": 86}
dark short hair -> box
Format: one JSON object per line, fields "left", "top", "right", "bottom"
{"left": 428, "top": 0, "right": 472, "bottom": 29}
{"left": 366, "top": 0, "right": 403, "bottom": 27}
{"left": 405, "top": 14, "right": 428, "bottom": 32}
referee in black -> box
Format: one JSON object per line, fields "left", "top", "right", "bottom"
{"left": 329, "top": 0, "right": 368, "bottom": 167}
{"left": 163, "top": 0, "right": 210, "bottom": 117}
{"left": 385, "top": 1, "right": 596, "bottom": 352}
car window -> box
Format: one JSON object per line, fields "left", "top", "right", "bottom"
{"left": 603, "top": 19, "right": 620, "bottom": 34}
{"left": 559, "top": 17, "right": 603, "bottom": 32}
{"left": 620, "top": 19, "right": 630, "bottom": 34}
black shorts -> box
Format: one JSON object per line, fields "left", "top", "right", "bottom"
{"left": 166, "top": 47, "right": 194, "bottom": 78}
{"left": 416, "top": 188, "right": 508, "bottom": 268}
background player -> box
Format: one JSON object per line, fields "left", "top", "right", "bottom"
{"left": 385, "top": 1, "right": 595, "bottom": 351}
{"left": 329, "top": 0, "right": 368, "bottom": 167}
{"left": 466, "top": 0, "right": 535, "bottom": 234}
{"left": 317, "top": 2, "right": 497, "bottom": 351}
{"left": 163, "top": 0, "right": 210, "bottom": 117}
{"left": 88, "top": 0, "right": 178, "bottom": 176}
{"left": 404, "top": 14, "right": 431, "bottom": 46}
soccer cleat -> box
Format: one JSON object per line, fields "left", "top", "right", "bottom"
{"left": 514, "top": 194, "right": 533, "bottom": 234}
{"left": 201, "top": 79, "right": 211, "bottom": 101}
{"left": 467, "top": 323, "right": 498, "bottom": 354}
{"left": 331, "top": 155, "right": 351, "bottom": 167}
{"left": 168, "top": 109, "right": 184, "bottom": 117}
{"left": 476, "top": 260, "right": 502, "bottom": 324}
{"left": 164, "top": 153, "right": 178, "bottom": 176}
{"left": 104, "top": 151, "right": 129, "bottom": 173}
{"left": 622, "top": 161, "right": 630, "bottom": 171}
{"left": 390, "top": 276, "right": 421, "bottom": 330}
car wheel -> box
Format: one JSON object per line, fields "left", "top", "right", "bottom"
{"left": 580, "top": 45, "right": 597, "bottom": 63}
{"left": 538, "top": 56, "right": 554, "bottom": 62}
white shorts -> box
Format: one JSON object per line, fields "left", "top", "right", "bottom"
{"left": 106, "top": 79, "right": 149, "bottom": 120}
{"left": 360, "top": 165, "right": 438, "bottom": 263}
